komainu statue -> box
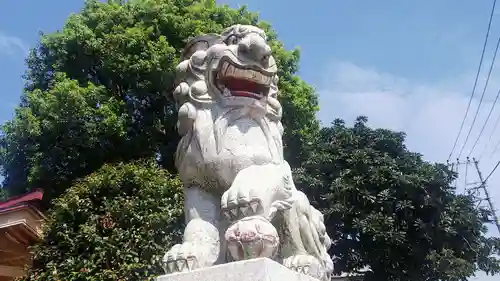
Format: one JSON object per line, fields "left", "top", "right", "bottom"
{"left": 162, "top": 24, "right": 333, "bottom": 281}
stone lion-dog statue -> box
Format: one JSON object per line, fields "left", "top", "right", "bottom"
{"left": 162, "top": 24, "right": 333, "bottom": 281}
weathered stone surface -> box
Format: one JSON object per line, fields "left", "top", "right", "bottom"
{"left": 162, "top": 24, "right": 333, "bottom": 281}
{"left": 157, "top": 258, "right": 324, "bottom": 281}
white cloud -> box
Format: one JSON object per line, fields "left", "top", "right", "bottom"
{"left": 0, "top": 32, "right": 28, "bottom": 56}
{"left": 317, "top": 60, "right": 500, "bottom": 281}
{"left": 318, "top": 60, "right": 500, "bottom": 169}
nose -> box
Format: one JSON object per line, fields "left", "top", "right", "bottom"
{"left": 238, "top": 33, "right": 272, "bottom": 64}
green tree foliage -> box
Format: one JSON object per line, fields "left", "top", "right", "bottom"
{"left": 295, "top": 116, "right": 500, "bottom": 281}
{"left": 21, "top": 160, "right": 183, "bottom": 281}
{"left": 2, "top": 0, "right": 497, "bottom": 280}
{"left": 0, "top": 188, "right": 6, "bottom": 201}
{"left": 1, "top": 74, "right": 129, "bottom": 205}
{"left": 0, "top": 0, "right": 318, "bottom": 203}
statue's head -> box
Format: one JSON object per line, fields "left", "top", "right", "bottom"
{"left": 173, "top": 24, "right": 281, "bottom": 121}
{"left": 173, "top": 25, "right": 285, "bottom": 190}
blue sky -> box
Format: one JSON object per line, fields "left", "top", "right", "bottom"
{"left": 0, "top": 0, "right": 494, "bottom": 123}
{"left": 1, "top": 1, "right": 500, "bottom": 279}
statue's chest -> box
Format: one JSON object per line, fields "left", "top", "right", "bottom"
{"left": 221, "top": 120, "right": 270, "bottom": 153}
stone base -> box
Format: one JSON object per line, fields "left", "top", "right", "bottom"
{"left": 157, "top": 258, "right": 331, "bottom": 281}
{"left": 157, "top": 258, "right": 357, "bottom": 281}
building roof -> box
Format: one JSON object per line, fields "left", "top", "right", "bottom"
{"left": 0, "top": 190, "right": 43, "bottom": 214}
{"left": 0, "top": 190, "right": 45, "bottom": 279}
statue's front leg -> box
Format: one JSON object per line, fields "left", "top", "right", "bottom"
{"left": 162, "top": 186, "right": 223, "bottom": 273}
{"left": 221, "top": 164, "right": 295, "bottom": 261}
{"left": 280, "top": 191, "right": 333, "bottom": 281}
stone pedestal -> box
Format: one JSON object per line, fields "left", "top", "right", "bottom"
{"left": 157, "top": 258, "right": 357, "bottom": 281}
{"left": 157, "top": 258, "right": 334, "bottom": 281}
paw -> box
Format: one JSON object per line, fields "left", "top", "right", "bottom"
{"left": 283, "top": 255, "right": 326, "bottom": 280}
{"left": 221, "top": 181, "right": 264, "bottom": 222}
{"left": 162, "top": 242, "right": 199, "bottom": 274}
{"left": 221, "top": 164, "right": 295, "bottom": 222}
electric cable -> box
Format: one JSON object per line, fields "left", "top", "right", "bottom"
{"left": 448, "top": 0, "right": 498, "bottom": 161}
{"left": 460, "top": 35, "right": 500, "bottom": 158}
{"left": 483, "top": 160, "right": 500, "bottom": 183}
{"left": 478, "top": 109, "right": 500, "bottom": 160}
{"left": 491, "top": 137, "right": 500, "bottom": 158}
{"left": 468, "top": 36, "right": 500, "bottom": 157}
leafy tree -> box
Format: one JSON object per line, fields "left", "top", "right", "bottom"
{"left": 1, "top": 74, "right": 129, "bottom": 205}
{"left": 20, "top": 160, "right": 183, "bottom": 281}
{"left": 4, "top": 1, "right": 495, "bottom": 280}
{"left": 0, "top": 0, "right": 318, "bottom": 204}
{"left": 295, "top": 116, "right": 500, "bottom": 281}
{"left": 0, "top": 0, "right": 318, "bottom": 279}
{"left": 0, "top": 187, "right": 6, "bottom": 201}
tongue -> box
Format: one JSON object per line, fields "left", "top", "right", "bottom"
{"left": 221, "top": 77, "right": 262, "bottom": 94}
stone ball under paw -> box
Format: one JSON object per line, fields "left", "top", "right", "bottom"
{"left": 225, "top": 215, "right": 279, "bottom": 261}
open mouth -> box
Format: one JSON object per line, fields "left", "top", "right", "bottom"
{"left": 215, "top": 60, "right": 273, "bottom": 100}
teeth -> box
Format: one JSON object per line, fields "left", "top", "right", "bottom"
{"left": 236, "top": 68, "right": 245, "bottom": 77}
{"left": 219, "top": 62, "right": 271, "bottom": 85}
{"left": 257, "top": 73, "right": 263, "bottom": 82}
{"left": 225, "top": 64, "right": 233, "bottom": 76}
{"left": 231, "top": 67, "right": 239, "bottom": 77}
{"left": 221, "top": 63, "right": 229, "bottom": 76}
{"left": 254, "top": 72, "right": 262, "bottom": 82}
{"left": 246, "top": 70, "right": 254, "bottom": 80}
{"left": 242, "top": 70, "right": 249, "bottom": 79}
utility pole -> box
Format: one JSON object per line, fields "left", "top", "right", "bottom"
{"left": 473, "top": 158, "right": 500, "bottom": 234}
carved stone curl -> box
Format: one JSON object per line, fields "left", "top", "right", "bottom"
{"left": 162, "top": 24, "right": 333, "bottom": 281}
{"left": 225, "top": 215, "right": 279, "bottom": 260}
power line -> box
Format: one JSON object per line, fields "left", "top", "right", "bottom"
{"left": 461, "top": 36, "right": 500, "bottom": 158}
{"left": 483, "top": 159, "right": 500, "bottom": 183}
{"left": 448, "top": 0, "right": 498, "bottom": 162}
{"left": 492, "top": 136, "right": 500, "bottom": 157}
{"left": 478, "top": 108, "right": 500, "bottom": 160}
{"left": 468, "top": 36, "right": 500, "bottom": 157}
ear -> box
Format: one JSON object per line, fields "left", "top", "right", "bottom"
{"left": 181, "top": 34, "right": 223, "bottom": 61}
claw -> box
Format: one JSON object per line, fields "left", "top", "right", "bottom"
{"left": 221, "top": 199, "right": 264, "bottom": 222}
{"left": 166, "top": 261, "right": 175, "bottom": 273}
{"left": 223, "top": 210, "right": 232, "bottom": 220}
{"left": 250, "top": 200, "right": 260, "bottom": 213}
{"left": 162, "top": 243, "right": 200, "bottom": 274}
{"left": 186, "top": 257, "right": 197, "bottom": 270}
{"left": 303, "top": 265, "right": 310, "bottom": 274}
{"left": 230, "top": 208, "right": 238, "bottom": 217}
{"left": 239, "top": 205, "right": 250, "bottom": 216}
{"left": 283, "top": 255, "right": 325, "bottom": 280}
{"left": 176, "top": 260, "right": 186, "bottom": 271}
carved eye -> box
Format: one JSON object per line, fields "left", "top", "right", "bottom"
{"left": 225, "top": 35, "right": 239, "bottom": 45}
